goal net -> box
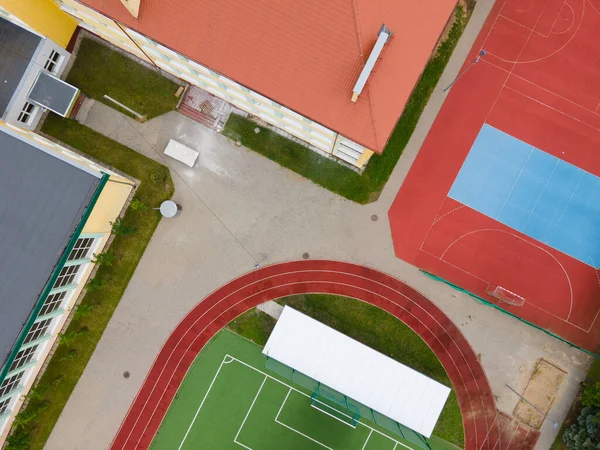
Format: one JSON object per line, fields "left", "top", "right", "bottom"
{"left": 486, "top": 284, "right": 525, "bottom": 306}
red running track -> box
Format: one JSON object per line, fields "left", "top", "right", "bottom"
{"left": 389, "top": 0, "right": 600, "bottom": 351}
{"left": 109, "top": 261, "right": 538, "bottom": 450}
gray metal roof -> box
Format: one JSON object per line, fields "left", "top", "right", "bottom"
{"left": 0, "top": 17, "right": 41, "bottom": 116}
{"left": 29, "top": 72, "right": 79, "bottom": 117}
{"left": 0, "top": 130, "right": 100, "bottom": 367}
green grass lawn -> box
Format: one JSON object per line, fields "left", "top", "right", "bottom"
{"left": 228, "top": 294, "right": 464, "bottom": 447}
{"left": 551, "top": 358, "right": 600, "bottom": 450}
{"left": 5, "top": 115, "right": 174, "bottom": 450}
{"left": 66, "top": 38, "right": 180, "bottom": 119}
{"left": 223, "top": 7, "right": 466, "bottom": 204}
{"left": 153, "top": 329, "right": 456, "bottom": 450}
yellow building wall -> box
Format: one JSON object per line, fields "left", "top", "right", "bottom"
{"left": 0, "top": 0, "right": 76, "bottom": 48}
{"left": 83, "top": 179, "right": 133, "bottom": 233}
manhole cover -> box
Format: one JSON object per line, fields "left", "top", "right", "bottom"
{"left": 371, "top": 214, "right": 378, "bottom": 221}
{"left": 123, "top": 371, "right": 130, "bottom": 379}
{"left": 302, "top": 252, "right": 310, "bottom": 260}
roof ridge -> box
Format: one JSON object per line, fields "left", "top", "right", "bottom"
{"left": 350, "top": 0, "right": 380, "bottom": 150}
{"left": 350, "top": 0, "right": 364, "bottom": 57}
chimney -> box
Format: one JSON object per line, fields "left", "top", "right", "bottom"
{"left": 352, "top": 24, "right": 392, "bottom": 102}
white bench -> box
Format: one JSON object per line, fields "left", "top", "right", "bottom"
{"left": 164, "top": 139, "right": 199, "bottom": 167}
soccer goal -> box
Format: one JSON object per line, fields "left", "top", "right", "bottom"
{"left": 486, "top": 284, "right": 526, "bottom": 306}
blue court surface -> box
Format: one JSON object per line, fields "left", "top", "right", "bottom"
{"left": 449, "top": 124, "right": 600, "bottom": 268}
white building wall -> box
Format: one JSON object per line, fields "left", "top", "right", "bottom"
{"left": 57, "top": 0, "right": 375, "bottom": 168}
{"left": 3, "top": 37, "right": 72, "bottom": 130}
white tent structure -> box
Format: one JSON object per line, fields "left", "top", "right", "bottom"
{"left": 262, "top": 306, "right": 451, "bottom": 438}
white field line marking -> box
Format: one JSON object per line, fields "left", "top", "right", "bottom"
{"left": 177, "top": 356, "right": 228, "bottom": 450}
{"left": 233, "top": 376, "right": 268, "bottom": 448}
{"left": 229, "top": 356, "right": 411, "bottom": 449}
{"left": 439, "top": 227, "right": 574, "bottom": 318}
{"left": 275, "top": 388, "right": 293, "bottom": 421}
{"left": 393, "top": 443, "right": 398, "bottom": 450}
{"left": 273, "top": 388, "right": 333, "bottom": 449}
{"left": 361, "top": 430, "right": 373, "bottom": 450}
{"left": 233, "top": 438, "right": 253, "bottom": 450}
{"left": 310, "top": 403, "right": 357, "bottom": 428}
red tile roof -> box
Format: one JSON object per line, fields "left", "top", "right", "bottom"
{"left": 78, "top": 0, "right": 456, "bottom": 153}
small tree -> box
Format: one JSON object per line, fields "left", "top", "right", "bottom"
{"left": 93, "top": 251, "right": 116, "bottom": 267}
{"left": 110, "top": 218, "right": 137, "bottom": 236}
{"left": 564, "top": 406, "right": 600, "bottom": 449}
{"left": 130, "top": 198, "right": 149, "bottom": 211}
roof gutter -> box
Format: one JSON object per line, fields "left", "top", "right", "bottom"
{"left": 0, "top": 172, "right": 109, "bottom": 384}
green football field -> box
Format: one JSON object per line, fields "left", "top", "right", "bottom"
{"left": 150, "top": 330, "right": 458, "bottom": 450}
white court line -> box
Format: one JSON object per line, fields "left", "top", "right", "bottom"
{"left": 274, "top": 388, "right": 334, "bottom": 449}
{"left": 361, "top": 430, "right": 373, "bottom": 450}
{"left": 231, "top": 356, "right": 411, "bottom": 448}
{"left": 177, "top": 356, "right": 229, "bottom": 450}
{"left": 310, "top": 403, "right": 357, "bottom": 428}
{"left": 233, "top": 376, "right": 268, "bottom": 449}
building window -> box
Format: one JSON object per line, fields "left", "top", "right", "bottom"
{"left": 0, "top": 398, "right": 11, "bottom": 415}
{"left": 0, "top": 372, "right": 23, "bottom": 398}
{"left": 39, "top": 291, "right": 68, "bottom": 316}
{"left": 9, "top": 346, "right": 38, "bottom": 372}
{"left": 24, "top": 319, "right": 53, "bottom": 345}
{"left": 17, "top": 102, "right": 38, "bottom": 125}
{"left": 53, "top": 265, "right": 81, "bottom": 289}
{"left": 44, "top": 50, "right": 63, "bottom": 73}
{"left": 68, "top": 237, "right": 96, "bottom": 261}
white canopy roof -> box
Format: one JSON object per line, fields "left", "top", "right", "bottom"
{"left": 262, "top": 306, "right": 451, "bottom": 438}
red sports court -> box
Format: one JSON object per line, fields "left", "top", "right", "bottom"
{"left": 389, "top": 0, "right": 600, "bottom": 352}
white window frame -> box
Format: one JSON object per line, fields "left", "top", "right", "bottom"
{"left": 24, "top": 318, "right": 53, "bottom": 345}
{"left": 44, "top": 49, "right": 64, "bottom": 74}
{"left": 68, "top": 237, "right": 97, "bottom": 262}
{"left": 0, "top": 397, "right": 11, "bottom": 416}
{"left": 53, "top": 264, "right": 82, "bottom": 289}
{"left": 9, "top": 345, "right": 38, "bottom": 373}
{"left": 17, "top": 102, "right": 38, "bottom": 125}
{"left": 0, "top": 372, "right": 24, "bottom": 398}
{"left": 39, "top": 290, "right": 69, "bottom": 317}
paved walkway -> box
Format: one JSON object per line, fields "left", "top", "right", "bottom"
{"left": 110, "top": 261, "right": 538, "bottom": 450}
{"left": 46, "top": 2, "right": 591, "bottom": 449}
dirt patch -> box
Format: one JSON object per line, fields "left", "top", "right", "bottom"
{"left": 514, "top": 359, "right": 567, "bottom": 429}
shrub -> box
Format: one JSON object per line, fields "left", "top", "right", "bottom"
{"left": 130, "top": 198, "right": 149, "bottom": 211}
{"left": 583, "top": 382, "right": 600, "bottom": 408}
{"left": 86, "top": 277, "right": 105, "bottom": 292}
{"left": 110, "top": 217, "right": 137, "bottom": 236}
{"left": 564, "top": 406, "right": 600, "bottom": 449}
{"left": 92, "top": 251, "right": 116, "bottom": 267}
{"left": 5, "top": 428, "right": 31, "bottom": 450}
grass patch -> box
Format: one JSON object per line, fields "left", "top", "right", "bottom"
{"left": 6, "top": 114, "right": 174, "bottom": 450}
{"left": 227, "top": 294, "right": 464, "bottom": 447}
{"left": 551, "top": 358, "right": 600, "bottom": 450}
{"left": 66, "top": 38, "right": 180, "bottom": 119}
{"left": 223, "top": 7, "right": 466, "bottom": 204}
{"left": 228, "top": 309, "right": 276, "bottom": 346}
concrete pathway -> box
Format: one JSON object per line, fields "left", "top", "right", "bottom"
{"left": 46, "top": 2, "right": 590, "bottom": 449}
